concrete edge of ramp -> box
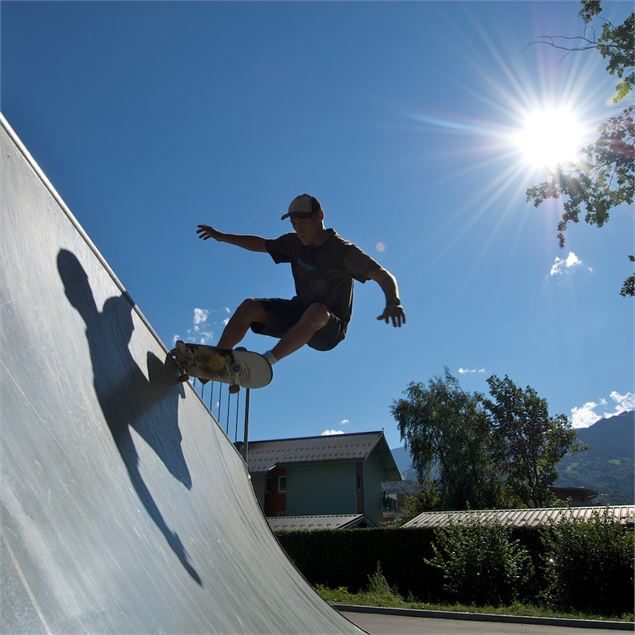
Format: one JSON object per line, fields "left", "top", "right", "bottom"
{"left": 0, "top": 112, "right": 363, "bottom": 634}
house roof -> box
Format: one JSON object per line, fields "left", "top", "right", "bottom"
{"left": 237, "top": 431, "right": 401, "bottom": 479}
{"left": 403, "top": 505, "right": 635, "bottom": 529}
{"left": 267, "top": 514, "right": 376, "bottom": 532}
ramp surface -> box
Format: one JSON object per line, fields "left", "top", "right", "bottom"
{"left": 0, "top": 115, "right": 361, "bottom": 634}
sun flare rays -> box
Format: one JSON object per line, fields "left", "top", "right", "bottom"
{"left": 400, "top": 6, "right": 614, "bottom": 274}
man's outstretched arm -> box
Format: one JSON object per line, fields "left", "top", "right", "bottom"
{"left": 196, "top": 225, "right": 267, "bottom": 252}
{"left": 367, "top": 266, "right": 406, "bottom": 328}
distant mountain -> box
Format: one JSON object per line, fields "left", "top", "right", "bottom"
{"left": 391, "top": 411, "right": 634, "bottom": 505}
{"left": 557, "top": 410, "right": 634, "bottom": 505}
{"left": 390, "top": 446, "right": 419, "bottom": 481}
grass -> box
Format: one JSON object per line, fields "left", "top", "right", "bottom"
{"left": 316, "top": 584, "right": 634, "bottom": 623}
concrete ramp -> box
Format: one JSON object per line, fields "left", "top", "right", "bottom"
{"left": 0, "top": 115, "right": 361, "bottom": 634}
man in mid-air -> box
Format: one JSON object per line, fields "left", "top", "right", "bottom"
{"left": 196, "top": 193, "right": 405, "bottom": 366}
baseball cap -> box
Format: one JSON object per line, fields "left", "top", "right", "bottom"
{"left": 281, "top": 194, "right": 322, "bottom": 220}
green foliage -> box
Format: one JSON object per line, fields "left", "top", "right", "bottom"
{"left": 315, "top": 583, "right": 408, "bottom": 608}
{"left": 481, "top": 375, "right": 582, "bottom": 508}
{"left": 594, "top": 14, "right": 634, "bottom": 98}
{"left": 392, "top": 370, "right": 581, "bottom": 510}
{"left": 403, "top": 481, "right": 442, "bottom": 517}
{"left": 279, "top": 524, "right": 634, "bottom": 616}
{"left": 621, "top": 255, "right": 635, "bottom": 297}
{"left": 391, "top": 369, "right": 504, "bottom": 510}
{"left": 276, "top": 527, "right": 443, "bottom": 600}
{"left": 526, "top": 107, "right": 634, "bottom": 245}
{"left": 613, "top": 81, "right": 631, "bottom": 105}
{"left": 540, "top": 509, "right": 634, "bottom": 614}
{"left": 425, "top": 521, "right": 534, "bottom": 606}
{"left": 578, "top": 0, "right": 601, "bottom": 24}
{"left": 527, "top": 2, "right": 635, "bottom": 296}
{"left": 365, "top": 562, "right": 403, "bottom": 605}
{"left": 316, "top": 585, "right": 634, "bottom": 622}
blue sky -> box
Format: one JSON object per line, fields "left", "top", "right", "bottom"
{"left": 2, "top": 1, "right": 633, "bottom": 449}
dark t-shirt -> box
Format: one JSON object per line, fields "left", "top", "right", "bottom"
{"left": 265, "top": 229, "right": 380, "bottom": 324}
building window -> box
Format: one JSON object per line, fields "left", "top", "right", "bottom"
{"left": 278, "top": 475, "right": 287, "bottom": 492}
{"left": 265, "top": 475, "right": 271, "bottom": 493}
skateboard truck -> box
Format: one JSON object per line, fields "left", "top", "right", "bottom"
{"left": 228, "top": 357, "right": 242, "bottom": 394}
{"left": 227, "top": 347, "right": 249, "bottom": 393}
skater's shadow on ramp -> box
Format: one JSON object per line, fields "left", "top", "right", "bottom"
{"left": 57, "top": 249, "right": 202, "bottom": 586}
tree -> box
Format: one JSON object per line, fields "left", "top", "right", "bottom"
{"left": 391, "top": 369, "right": 504, "bottom": 511}
{"left": 392, "top": 370, "right": 582, "bottom": 511}
{"left": 481, "top": 375, "right": 581, "bottom": 508}
{"left": 526, "top": 1, "right": 634, "bottom": 296}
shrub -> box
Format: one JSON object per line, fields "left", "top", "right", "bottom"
{"left": 540, "top": 509, "right": 634, "bottom": 615}
{"left": 367, "top": 562, "right": 401, "bottom": 600}
{"left": 425, "top": 521, "right": 533, "bottom": 606}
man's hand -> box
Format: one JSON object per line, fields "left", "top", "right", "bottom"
{"left": 196, "top": 225, "right": 224, "bottom": 241}
{"left": 377, "top": 302, "right": 406, "bottom": 327}
{"left": 196, "top": 226, "right": 268, "bottom": 252}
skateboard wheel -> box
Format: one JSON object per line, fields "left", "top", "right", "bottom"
{"left": 229, "top": 384, "right": 240, "bottom": 394}
{"left": 178, "top": 373, "right": 189, "bottom": 383}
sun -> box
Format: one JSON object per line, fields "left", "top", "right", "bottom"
{"left": 514, "top": 107, "right": 585, "bottom": 169}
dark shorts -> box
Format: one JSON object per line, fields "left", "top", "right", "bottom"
{"left": 250, "top": 298, "right": 347, "bottom": 352}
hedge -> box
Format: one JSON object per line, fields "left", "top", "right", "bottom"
{"left": 275, "top": 523, "right": 633, "bottom": 614}
{"left": 276, "top": 527, "right": 442, "bottom": 601}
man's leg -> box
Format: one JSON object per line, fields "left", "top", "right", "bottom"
{"left": 269, "top": 303, "right": 330, "bottom": 362}
{"left": 217, "top": 299, "right": 270, "bottom": 349}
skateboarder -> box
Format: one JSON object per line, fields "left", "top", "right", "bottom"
{"left": 196, "top": 193, "right": 405, "bottom": 366}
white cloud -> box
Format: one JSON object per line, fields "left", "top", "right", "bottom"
{"left": 322, "top": 429, "right": 344, "bottom": 436}
{"left": 193, "top": 307, "right": 209, "bottom": 325}
{"left": 571, "top": 391, "right": 634, "bottom": 428}
{"left": 571, "top": 402, "right": 602, "bottom": 428}
{"left": 458, "top": 368, "right": 485, "bottom": 375}
{"left": 340, "top": 419, "right": 350, "bottom": 425}
{"left": 173, "top": 306, "right": 233, "bottom": 348}
{"left": 187, "top": 307, "right": 214, "bottom": 343}
{"left": 549, "top": 251, "right": 583, "bottom": 277}
{"left": 609, "top": 391, "right": 635, "bottom": 415}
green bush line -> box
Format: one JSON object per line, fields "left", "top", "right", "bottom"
{"left": 276, "top": 520, "right": 633, "bottom": 616}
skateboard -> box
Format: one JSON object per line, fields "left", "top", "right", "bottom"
{"left": 169, "top": 341, "right": 272, "bottom": 392}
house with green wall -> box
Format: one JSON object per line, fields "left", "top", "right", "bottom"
{"left": 237, "top": 431, "right": 401, "bottom": 527}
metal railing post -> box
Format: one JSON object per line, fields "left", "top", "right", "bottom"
{"left": 242, "top": 388, "right": 250, "bottom": 463}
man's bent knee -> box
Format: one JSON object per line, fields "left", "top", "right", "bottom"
{"left": 301, "top": 303, "right": 330, "bottom": 330}
{"left": 236, "top": 298, "right": 268, "bottom": 322}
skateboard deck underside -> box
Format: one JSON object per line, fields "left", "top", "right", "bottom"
{"left": 170, "top": 342, "right": 272, "bottom": 389}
